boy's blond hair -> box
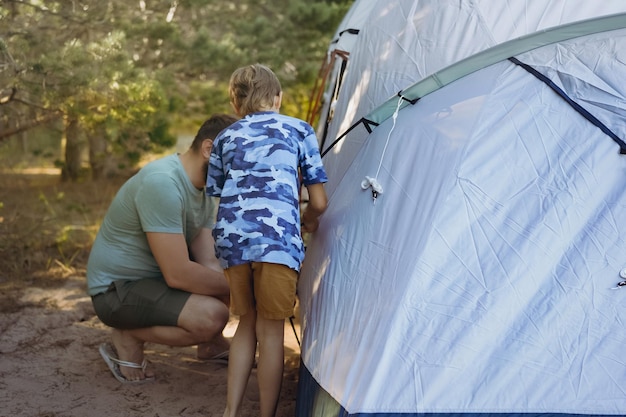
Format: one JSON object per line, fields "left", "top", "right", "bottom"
{"left": 229, "top": 64, "right": 282, "bottom": 116}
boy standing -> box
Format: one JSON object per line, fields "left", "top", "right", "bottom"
{"left": 206, "top": 64, "right": 328, "bottom": 417}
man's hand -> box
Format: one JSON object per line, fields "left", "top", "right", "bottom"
{"left": 189, "top": 228, "right": 222, "bottom": 271}
{"left": 146, "top": 231, "right": 229, "bottom": 297}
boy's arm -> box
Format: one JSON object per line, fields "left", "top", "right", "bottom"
{"left": 301, "top": 182, "right": 328, "bottom": 233}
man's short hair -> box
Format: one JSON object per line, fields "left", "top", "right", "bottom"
{"left": 190, "top": 113, "right": 238, "bottom": 151}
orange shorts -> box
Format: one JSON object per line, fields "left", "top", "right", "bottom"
{"left": 224, "top": 262, "right": 297, "bottom": 320}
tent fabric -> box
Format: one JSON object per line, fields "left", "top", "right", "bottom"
{"left": 296, "top": 365, "right": 624, "bottom": 417}
{"left": 317, "top": 1, "right": 626, "bottom": 198}
{"left": 297, "top": 1, "right": 626, "bottom": 416}
{"left": 360, "top": 13, "right": 626, "bottom": 144}
{"left": 509, "top": 56, "right": 626, "bottom": 153}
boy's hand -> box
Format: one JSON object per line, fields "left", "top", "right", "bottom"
{"left": 301, "top": 215, "right": 320, "bottom": 233}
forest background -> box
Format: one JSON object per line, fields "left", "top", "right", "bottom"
{"left": 0, "top": 0, "right": 353, "bottom": 180}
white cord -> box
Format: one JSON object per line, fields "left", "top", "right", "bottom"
{"left": 375, "top": 95, "right": 402, "bottom": 178}
{"left": 362, "top": 95, "right": 403, "bottom": 202}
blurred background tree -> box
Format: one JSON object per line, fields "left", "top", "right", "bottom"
{"left": 0, "top": 0, "right": 352, "bottom": 180}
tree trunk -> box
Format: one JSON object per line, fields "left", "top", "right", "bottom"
{"left": 88, "top": 130, "right": 110, "bottom": 180}
{"left": 61, "top": 117, "right": 84, "bottom": 182}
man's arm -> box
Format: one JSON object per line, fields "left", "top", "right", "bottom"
{"left": 189, "top": 227, "right": 222, "bottom": 272}
{"left": 146, "top": 231, "right": 229, "bottom": 297}
{"left": 301, "top": 182, "right": 328, "bottom": 233}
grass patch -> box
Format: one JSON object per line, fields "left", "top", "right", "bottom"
{"left": 0, "top": 171, "right": 125, "bottom": 292}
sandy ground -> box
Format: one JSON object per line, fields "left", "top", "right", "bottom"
{"left": 0, "top": 275, "right": 302, "bottom": 417}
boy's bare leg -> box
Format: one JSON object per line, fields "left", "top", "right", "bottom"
{"left": 256, "top": 316, "right": 285, "bottom": 417}
{"left": 223, "top": 311, "right": 257, "bottom": 417}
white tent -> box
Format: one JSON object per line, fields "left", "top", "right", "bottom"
{"left": 296, "top": 1, "right": 626, "bottom": 416}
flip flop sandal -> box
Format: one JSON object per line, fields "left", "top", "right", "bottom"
{"left": 98, "top": 342, "right": 155, "bottom": 384}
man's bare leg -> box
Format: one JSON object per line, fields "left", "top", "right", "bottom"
{"left": 197, "top": 332, "right": 231, "bottom": 360}
{"left": 110, "top": 328, "right": 153, "bottom": 381}
{"left": 109, "top": 294, "right": 229, "bottom": 380}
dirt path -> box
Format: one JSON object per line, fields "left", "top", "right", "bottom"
{"left": 0, "top": 274, "right": 302, "bottom": 417}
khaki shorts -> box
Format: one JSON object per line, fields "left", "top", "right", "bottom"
{"left": 225, "top": 262, "right": 297, "bottom": 320}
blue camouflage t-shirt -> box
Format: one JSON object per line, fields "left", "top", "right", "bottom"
{"left": 205, "top": 111, "right": 328, "bottom": 272}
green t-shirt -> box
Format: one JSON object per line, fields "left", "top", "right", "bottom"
{"left": 86, "top": 154, "right": 216, "bottom": 295}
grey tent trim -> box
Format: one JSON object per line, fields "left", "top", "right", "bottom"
{"left": 322, "top": 12, "right": 626, "bottom": 157}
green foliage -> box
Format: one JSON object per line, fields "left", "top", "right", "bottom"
{"left": 148, "top": 117, "right": 177, "bottom": 149}
{"left": 0, "top": 0, "right": 354, "bottom": 178}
